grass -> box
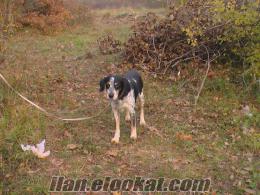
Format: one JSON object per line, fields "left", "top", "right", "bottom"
{"left": 0, "top": 7, "right": 259, "bottom": 195}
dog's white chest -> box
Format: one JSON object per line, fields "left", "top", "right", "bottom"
{"left": 111, "top": 90, "right": 135, "bottom": 113}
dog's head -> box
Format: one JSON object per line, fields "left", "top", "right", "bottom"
{"left": 99, "top": 75, "right": 130, "bottom": 101}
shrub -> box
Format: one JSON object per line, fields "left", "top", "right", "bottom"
{"left": 212, "top": 0, "right": 260, "bottom": 77}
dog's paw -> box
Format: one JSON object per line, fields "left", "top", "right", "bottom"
{"left": 111, "top": 137, "right": 120, "bottom": 144}
{"left": 125, "top": 118, "right": 131, "bottom": 122}
{"left": 140, "top": 120, "right": 146, "bottom": 126}
{"left": 130, "top": 134, "right": 137, "bottom": 140}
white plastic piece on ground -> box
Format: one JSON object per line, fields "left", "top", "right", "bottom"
{"left": 21, "top": 144, "right": 32, "bottom": 151}
{"left": 20, "top": 139, "right": 50, "bottom": 159}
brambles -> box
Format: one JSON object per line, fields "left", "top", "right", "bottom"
{"left": 97, "top": 34, "right": 122, "bottom": 55}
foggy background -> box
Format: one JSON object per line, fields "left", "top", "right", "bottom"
{"left": 63, "top": 0, "right": 173, "bottom": 9}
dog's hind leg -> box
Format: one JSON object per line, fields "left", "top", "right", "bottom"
{"left": 139, "top": 92, "right": 146, "bottom": 126}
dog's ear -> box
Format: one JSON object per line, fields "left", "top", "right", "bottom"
{"left": 99, "top": 76, "right": 111, "bottom": 92}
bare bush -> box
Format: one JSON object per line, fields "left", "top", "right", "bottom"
{"left": 18, "top": 0, "right": 71, "bottom": 33}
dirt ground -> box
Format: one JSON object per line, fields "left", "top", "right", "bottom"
{"left": 0, "top": 8, "right": 259, "bottom": 195}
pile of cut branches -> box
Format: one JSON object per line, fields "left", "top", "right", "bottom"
{"left": 97, "top": 34, "right": 122, "bottom": 55}
{"left": 123, "top": 0, "right": 229, "bottom": 76}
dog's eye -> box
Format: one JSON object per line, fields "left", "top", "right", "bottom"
{"left": 114, "top": 84, "right": 119, "bottom": 89}
{"left": 106, "top": 83, "right": 110, "bottom": 88}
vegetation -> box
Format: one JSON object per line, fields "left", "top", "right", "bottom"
{"left": 0, "top": 0, "right": 259, "bottom": 194}
{"left": 124, "top": 0, "right": 260, "bottom": 92}
{"left": 18, "top": 0, "right": 71, "bottom": 32}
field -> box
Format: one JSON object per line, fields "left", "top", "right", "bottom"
{"left": 0, "top": 7, "right": 259, "bottom": 194}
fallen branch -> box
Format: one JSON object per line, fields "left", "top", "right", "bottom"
{"left": 194, "top": 45, "right": 211, "bottom": 106}
{"left": 144, "top": 123, "right": 165, "bottom": 139}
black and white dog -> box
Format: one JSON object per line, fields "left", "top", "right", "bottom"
{"left": 99, "top": 70, "right": 146, "bottom": 143}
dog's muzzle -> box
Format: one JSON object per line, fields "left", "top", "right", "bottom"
{"left": 108, "top": 92, "right": 114, "bottom": 99}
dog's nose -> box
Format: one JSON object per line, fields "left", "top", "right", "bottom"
{"left": 109, "top": 93, "right": 114, "bottom": 99}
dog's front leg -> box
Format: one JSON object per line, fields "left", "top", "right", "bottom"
{"left": 111, "top": 108, "right": 120, "bottom": 144}
{"left": 130, "top": 111, "right": 137, "bottom": 140}
{"left": 125, "top": 110, "right": 131, "bottom": 122}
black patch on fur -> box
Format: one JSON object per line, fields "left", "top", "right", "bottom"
{"left": 116, "top": 76, "right": 131, "bottom": 100}
{"left": 124, "top": 70, "right": 143, "bottom": 100}
{"left": 99, "top": 76, "right": 111, "bottom": 92}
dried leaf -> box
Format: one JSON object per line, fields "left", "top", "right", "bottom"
{"left": 67, "top": 144, "right": 78, "bottom": 150}
{"left": 176, "top": 132, "right": 193, "bottom": 141}
{"left": 106, "top": 150, "right": 118, "bottom": 157}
